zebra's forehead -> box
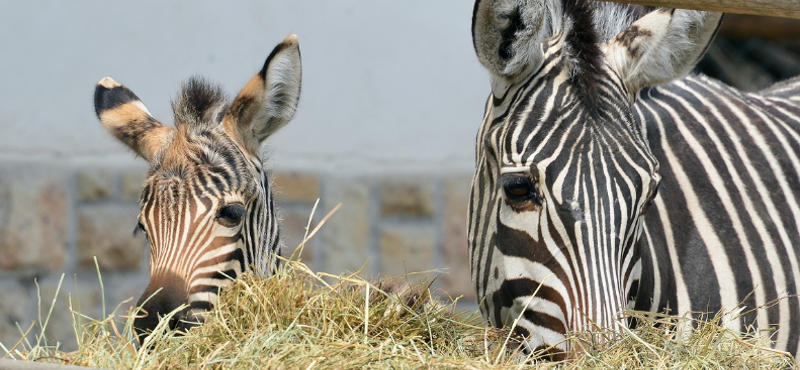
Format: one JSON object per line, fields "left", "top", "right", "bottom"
{"left": 489, "top": 70, "right": 650, "bottom": 169}
{"left": 140, "top": 171, "right": 253, "bottom": 216}
{"left": 138, "top": 129, "right": 257, "bottom": 198}
{"left": 149, "top": 123, "right": 244, "bottom": 168}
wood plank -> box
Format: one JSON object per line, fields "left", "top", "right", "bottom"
{"left": 596, "top": 0, "right": 800, "bottom": 20}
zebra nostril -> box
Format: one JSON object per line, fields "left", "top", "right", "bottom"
{"left": 133, "top": 310, "right": 158, "bottom": 344}
{"left": 133, "top": 307, "right": 194, "bottom": 345}
{"left": 179, "top": 309, "right": 207, "bottom": 331}
{"left": 134, "top": 273, "right": 190, "bottom": 343}
{"left": 175, "top": 316, "right": 201, "bottom": 333}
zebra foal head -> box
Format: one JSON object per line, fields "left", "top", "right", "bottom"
{"left": 470, "top": 0, "right": 721, "bottom": 357}
{"left": 93, "top": 35, "right": 301, "bottom": 340}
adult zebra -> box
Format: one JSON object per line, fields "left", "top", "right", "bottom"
{"left": 93, "top": 35, "right": 301, "bottom": 341}
{"left": 469, "top": 0, "right": 800, "bottom": 359}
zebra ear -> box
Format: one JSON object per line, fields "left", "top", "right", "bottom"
{"left": 94, "top": 77, "right": 174, "bottom": 161}
{"left": 224, "top": 34, "right": 301, "bottom": 153}
{"left": 603, "top": 9, "right": 722, "bottom": 98}
{"left": 472, "top": 0, "right": 548, "bottom": 82}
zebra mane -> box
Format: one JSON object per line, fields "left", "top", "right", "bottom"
{"left": 559, "top": 0, "right": 649, "bottom": 113}
{"left": 172, "top": 77, "right": 229, "bottom": 127}
{"left": 527, "top": 0, "right": 647, "bottom": 50}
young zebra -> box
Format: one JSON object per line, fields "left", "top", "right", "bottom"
{"left": 94, "top": 35, "right": 301, "bottom": 340}
{"left": 470, "top": 0, "right": 800, "bottom": 359}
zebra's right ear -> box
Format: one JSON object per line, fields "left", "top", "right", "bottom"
{"left": 472, "top": 0, "right": 548, "bottom": 82}
{"left": 94, "top": 77, "right": 174, "bottom": 161}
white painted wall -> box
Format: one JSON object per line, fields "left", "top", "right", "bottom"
{"left": 0, "top": 1, "right": 489, "bottom": 174}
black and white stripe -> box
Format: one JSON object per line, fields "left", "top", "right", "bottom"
{"left": 470, "top": 0, "right": 800, "bottom": 359}
{"left": 635, "top": 75, "right": 800, "bottom": 355}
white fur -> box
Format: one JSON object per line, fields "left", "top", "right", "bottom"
{"left": 473, "top": 2, "right": 721, "bottom": 102}
{"left": 603, "top": 10, "right": 722, "bottom": 100}
{"left": 473, "top": 0, "right": 563, "bottom": 80}
{"left": 256, "top": 35, "right": 302, "bottom": 142}
{"left": 98, "top": 76, "right": 121, "bottom": 89}
{"left": 131, "top": 100, "right": 153, "bottom": 116}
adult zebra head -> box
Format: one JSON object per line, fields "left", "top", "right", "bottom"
{"left": 93, "top": 35, "right": 301, "bottom": 341}
{"left": 470, "top": 0, "right": 721, "bottom": 357}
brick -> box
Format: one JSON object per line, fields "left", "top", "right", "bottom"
{"left": 441, "top": 175, "right": 475, "bottom": 299}
{"left": 76, "top": 168, "right": 114, "bottom": 201}
{"left": 120, "top": 168, "right": 147, "bottom": 202}
{"left": 319, "top": 178, "right": 371, "bottom": 275}
{"left": 272, "top": 172, "right": 320, "bottom": 203}
{"left": 77, "top": 204, "right": 145, "bottom": 271}
{"left": 378, "top": 225, "right": 436, "bottom": 279}
{"left": 0, "top": 164, "right": 68, "bottom": 272}
{"left": 0, "top": 281, "right": 31, "bottom": 350}
{"left": 379, "top": 180, "right": 435, "bottom": 218}
{"left": 279, "top": 205, "right": 317, "bottom": 267}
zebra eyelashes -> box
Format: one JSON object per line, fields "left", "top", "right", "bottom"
{"left": 216, "top": 203, "right": 246, "bottom": 227}
{"left": 503, "top": 176, "right": 533, "bottom": 199}
{"left": 133, "top": 221, "right": 147, "bottom": 237}
{"left": 500, "top": 172, "right": 542, "bottom": 207}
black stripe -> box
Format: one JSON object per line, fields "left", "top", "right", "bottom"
{"left": 94, "top": 83, "right": 140, "bottom": 117}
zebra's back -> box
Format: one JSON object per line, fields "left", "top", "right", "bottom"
{"left": 634, "top": 74, "right": 800, "bottom": 355}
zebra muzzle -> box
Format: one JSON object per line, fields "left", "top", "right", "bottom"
{"left": 133, "top": 272, "right": 196, "bottom": 343}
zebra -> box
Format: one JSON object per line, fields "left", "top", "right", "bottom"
{"left": 469, "top": 0, "right": 800, "bottom": 359}
{"left": 93, "top": 35, "right": 302, "bottom": 340}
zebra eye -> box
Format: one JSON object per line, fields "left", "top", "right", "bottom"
{"left": 133, "top": 221, "right": 147, "bottom": 237}
{"left": 501, "top": 174, "right": 535, "bottom": 201}
{"left": 217, "top": 203, "right": 246, "bottom": 227}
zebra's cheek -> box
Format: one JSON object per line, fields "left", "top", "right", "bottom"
{"left": 498, "top": 205, "right": 542, "bottom": 243}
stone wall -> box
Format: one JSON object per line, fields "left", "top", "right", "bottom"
{"left": 0, "top": 161, "right": 476, "bottom": 351}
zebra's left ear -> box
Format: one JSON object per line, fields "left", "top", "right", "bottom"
{"left": 603, "top": 9, "right": 722, "bottom": 100}
{"left": 224, "top": 35, "right": 301, "bottom": 153}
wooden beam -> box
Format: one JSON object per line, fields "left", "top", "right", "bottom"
{"left": 595, "top": 0, "right": 800, "bottom": 20}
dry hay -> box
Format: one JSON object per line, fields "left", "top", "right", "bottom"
{"left": 1, "top": 257, "right": 796, "bottom": 369}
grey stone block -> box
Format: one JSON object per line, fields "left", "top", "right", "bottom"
{"left": 279, "top": 205, "right": 317, "bottom": 267}
{"left": 272, "top": 172, "right": 320, "bottom": 204}
{"left": 319, "top": 177, "right": 371, "bottom": 275}
{"left": 120, "top": 168, "right": 147, "bottom": 203}
{"left": 441, "top": 175, "right": 475, "bottom": 299}
{"left": 0, "top": 281, "right": 31, "bottom": 352}
{"left": 77, "top": 204, "right": 144, "bottom": 271}
{"left": 378, "top": 225, "right": 436, "bottom": 279}
{"left": 0, "top": 164, "right": 68, "bottom": 272}
{"left": 379, "top": 179, "right": 435, "bottom": 218}
{"left": 76, "top": 169, "right": 113, "bottom": 202}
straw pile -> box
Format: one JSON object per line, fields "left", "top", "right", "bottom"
{"left": 2, "top": 257, "right": 796, "bottom": 369}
